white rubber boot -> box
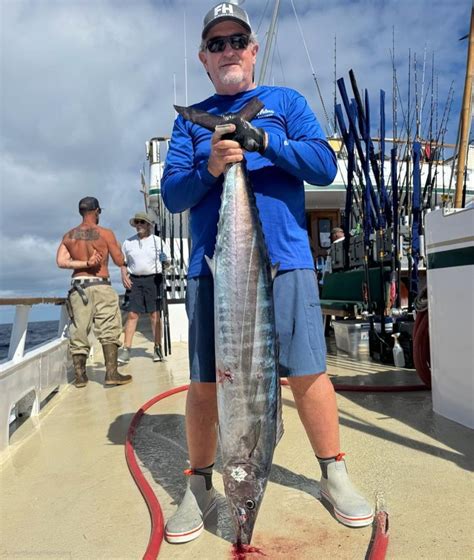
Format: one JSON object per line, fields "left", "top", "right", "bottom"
{"left": 319, "top": 456, "right": 374, "bottom": 528}
{"left": 165, "top": 470, "right": 218, "bottom": 544}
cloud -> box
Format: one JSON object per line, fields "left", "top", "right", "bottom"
{"left": 0, "top": 0, "right": 471, "bottom": 312}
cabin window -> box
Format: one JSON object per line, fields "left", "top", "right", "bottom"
{"left": 319, "top": 219, "right": 331, "bottom": 248}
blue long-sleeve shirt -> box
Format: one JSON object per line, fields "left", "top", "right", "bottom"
{"left": 162, "top": 85, "right": 337, "bottom": 277}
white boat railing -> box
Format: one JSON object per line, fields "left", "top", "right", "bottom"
{"left": 0, "top": 298, "right": 71, "bottom": 453}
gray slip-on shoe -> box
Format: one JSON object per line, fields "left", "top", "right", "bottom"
{"left": 165, "top": 473, "right": 218, "bottom": 544}
{"left": 319, "top": 458, "right": 374, "bottom": 527}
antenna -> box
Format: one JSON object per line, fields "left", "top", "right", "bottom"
{"left": 258, "top": 0, "right": 280, "bottom": 85}
{"left": 290, "top": 0, "right": 333, "bottom": 134}
{"left": 184, "top": 11, "right": 188, "bottom": 106}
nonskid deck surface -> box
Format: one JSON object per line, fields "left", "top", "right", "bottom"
{"left": 1, "top": 328, "right": 473, "bottom": 559}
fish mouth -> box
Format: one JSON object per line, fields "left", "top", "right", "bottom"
{"left": 235, "top": 527, "right": 253, "bottom": 547}
{"left": 232, "top": 508, "right": 256, "bottom": 546}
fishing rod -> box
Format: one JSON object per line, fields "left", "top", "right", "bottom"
{"left": 420, "top": 45, "right": 428, "bottom": 130}
{"left": 335, "top": 103, "right": 356, "bottom": 269}
{"left": 335, "top": 99, "right": 373, "bottom": 313}
{"left": 410, "top": 81, "right": 455, "bottom": 208}
{"left": 159, "top": 197, "right": 172, "bottom": 358}
{"left": 413, "top": 52, "right": 427, "bottom": 274}
{"left": 409, "top": 142, "right": 422, "bottom": 310}
{"left": 364, "top": 90, "right": 388, "bottom": 331}
{"left": 390, "top": 29, "right": 401, "bottom": 310}
{"left": 414, "top": 52, "right": 420, "bottom": 141}
{"left": 426, "top": 83, "right": 454, "bottom": 207}
{"left": 178, "top": 212, "right": 184, "bottom": 298}
{"left": 157, "top": 176, "right": 171, "bottom": 358}
{"left": 432, "top": 83, "right": 455, "bottom": 198}
{"left": 379, "top": 90, "right": 392, "bottom": 226}
{"left": 349, "top": 73, "right": 395, "bottom": 276}
{"left": 436, "top": 90, "right": 455, "bottom": 205}
{"left": 390, "top": 146, "right": 400, "bottom": 309}
{"left": 422, "top": 53, "right": 435, "bottom": 208}
{"left": 405, "top": 50, "right": 413, "bottom": 305}
{"left": 349, "top": 70, "right": 383, "bottom": 195}
{"left": 379, "top": 90, "right": 394, "bottom": 317}
{"left": 337, "top": 76, "right": 380, "bottom": 227}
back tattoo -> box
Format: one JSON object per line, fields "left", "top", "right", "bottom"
{"left": 69, "top": 228, "right": 100, "bottom": 241}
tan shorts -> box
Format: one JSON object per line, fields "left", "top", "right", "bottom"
{"left": 68, "top": 284, "right": 122, "bottom": 355}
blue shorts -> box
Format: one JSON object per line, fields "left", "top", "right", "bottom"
{"left": 186, "top": 269, "right": 326, "bottom": 382}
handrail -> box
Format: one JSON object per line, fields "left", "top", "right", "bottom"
{"left": 1, "top": 300, "right": 69, "bottom": 363}
{"left": 0, "top": 298, "right": 66, "bottom": 306}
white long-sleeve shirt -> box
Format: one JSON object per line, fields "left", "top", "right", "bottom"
{"left": 122, "top": 234, "right": 170, "bottom": 275}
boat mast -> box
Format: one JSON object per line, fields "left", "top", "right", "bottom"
{"left": 454, "top": 6, "right": 473, "bottom": 208}
{"left": 257, "top": 0, "right": 280, "bottom": 85}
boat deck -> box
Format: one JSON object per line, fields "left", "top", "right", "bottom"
{"left": 1, "top": 327, "right": 473, "bottom": 559}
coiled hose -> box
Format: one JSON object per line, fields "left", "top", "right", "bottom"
{"left": 413, "top": 288, "right": 431, "bottom": 387}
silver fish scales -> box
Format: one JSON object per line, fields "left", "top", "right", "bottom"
{"left": 174, "top": 98, "right": 282, "bottom": 545}
{"left": 207, "top": 160, "right": 281, "bottom": 545}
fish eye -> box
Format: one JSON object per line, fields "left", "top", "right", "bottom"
{"left": 245, "top": 499, "right": 255, "bottom": 510}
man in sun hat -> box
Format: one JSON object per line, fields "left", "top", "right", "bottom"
{"left": 162, "top": 2, "right": 373, "bottom": 544}
{"left": 56, "top": 196, "right": 132, "bottom": 388}
{"left": 118, "top": 211, "right": 170, "bottom": 364}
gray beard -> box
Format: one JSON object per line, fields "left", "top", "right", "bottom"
{"left": 219, "top": 67, "right": 244, "bottom": 85}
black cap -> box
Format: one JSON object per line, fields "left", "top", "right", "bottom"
{"left": 202, "top": 2, "right": 252, "bottom": 39}
{"left": 78, "top": 196, "right": 101, "bottom": 213}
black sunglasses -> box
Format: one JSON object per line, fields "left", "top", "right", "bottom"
{"left": 206, "top": 34, "right": 250, "bottom": 53}
{"left": 135, "top": 220, "right": 148, "bottom": 225}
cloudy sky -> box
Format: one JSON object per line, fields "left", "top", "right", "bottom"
{"left": 0, "top": 0, "right": 470, "bottom": 323}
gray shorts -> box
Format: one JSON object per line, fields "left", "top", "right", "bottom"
{"left": 186, "top": 269, "right": 326, "bottom": 382}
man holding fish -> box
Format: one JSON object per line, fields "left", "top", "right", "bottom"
{"left": 161, "top": 1, "right": 374, "bottom": 545}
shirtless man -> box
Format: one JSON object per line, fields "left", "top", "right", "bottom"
{"left": 56, "top": 196, "right": 132, "bottom": 387}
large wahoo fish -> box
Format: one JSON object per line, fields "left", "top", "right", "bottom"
{"left": 175, "top": 98, "right": 283, "bottom": 546}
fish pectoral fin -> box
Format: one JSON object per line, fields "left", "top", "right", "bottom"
{"left": 241, "top": 420, "right": 261, "bottom": 458}
{"left": 276, "top": 383, "right": 284, "bottom": 446}
{"left": 205, "top": 255, "right": 216, "bottom": 277}
{"left": 276, "top": 414, "right": 284, "bottom": 446}
{"left": 271, "top": 262, "right": 280, "bottom": 281}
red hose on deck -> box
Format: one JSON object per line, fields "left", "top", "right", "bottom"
{"left": 127, "top": 375, "right": 428, "bottom": 558}
{"left": 125, "top": 385, "right": 189, "bottom": 560}
{"left": 368, "top": 510, "right": 390, "bottom": 560}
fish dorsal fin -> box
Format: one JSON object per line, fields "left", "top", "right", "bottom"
{"left": 174, "top": 105, "right": 224, "bottom": 131}
{"left": 241, "top": 420, "right": 261, "bottom": 458}
{"left": 204, "top": 255, "right": 216, "bottom": 277}
{"left": 235, "top": 97, "right": 265, "bottom": 122}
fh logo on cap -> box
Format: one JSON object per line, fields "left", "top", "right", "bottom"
{"left": 214, "top": 3, "right": 234, "bottom": 16}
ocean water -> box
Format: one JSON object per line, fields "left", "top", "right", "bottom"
{"left": 0, "top": 320, "right": 60, "bottom": 361}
